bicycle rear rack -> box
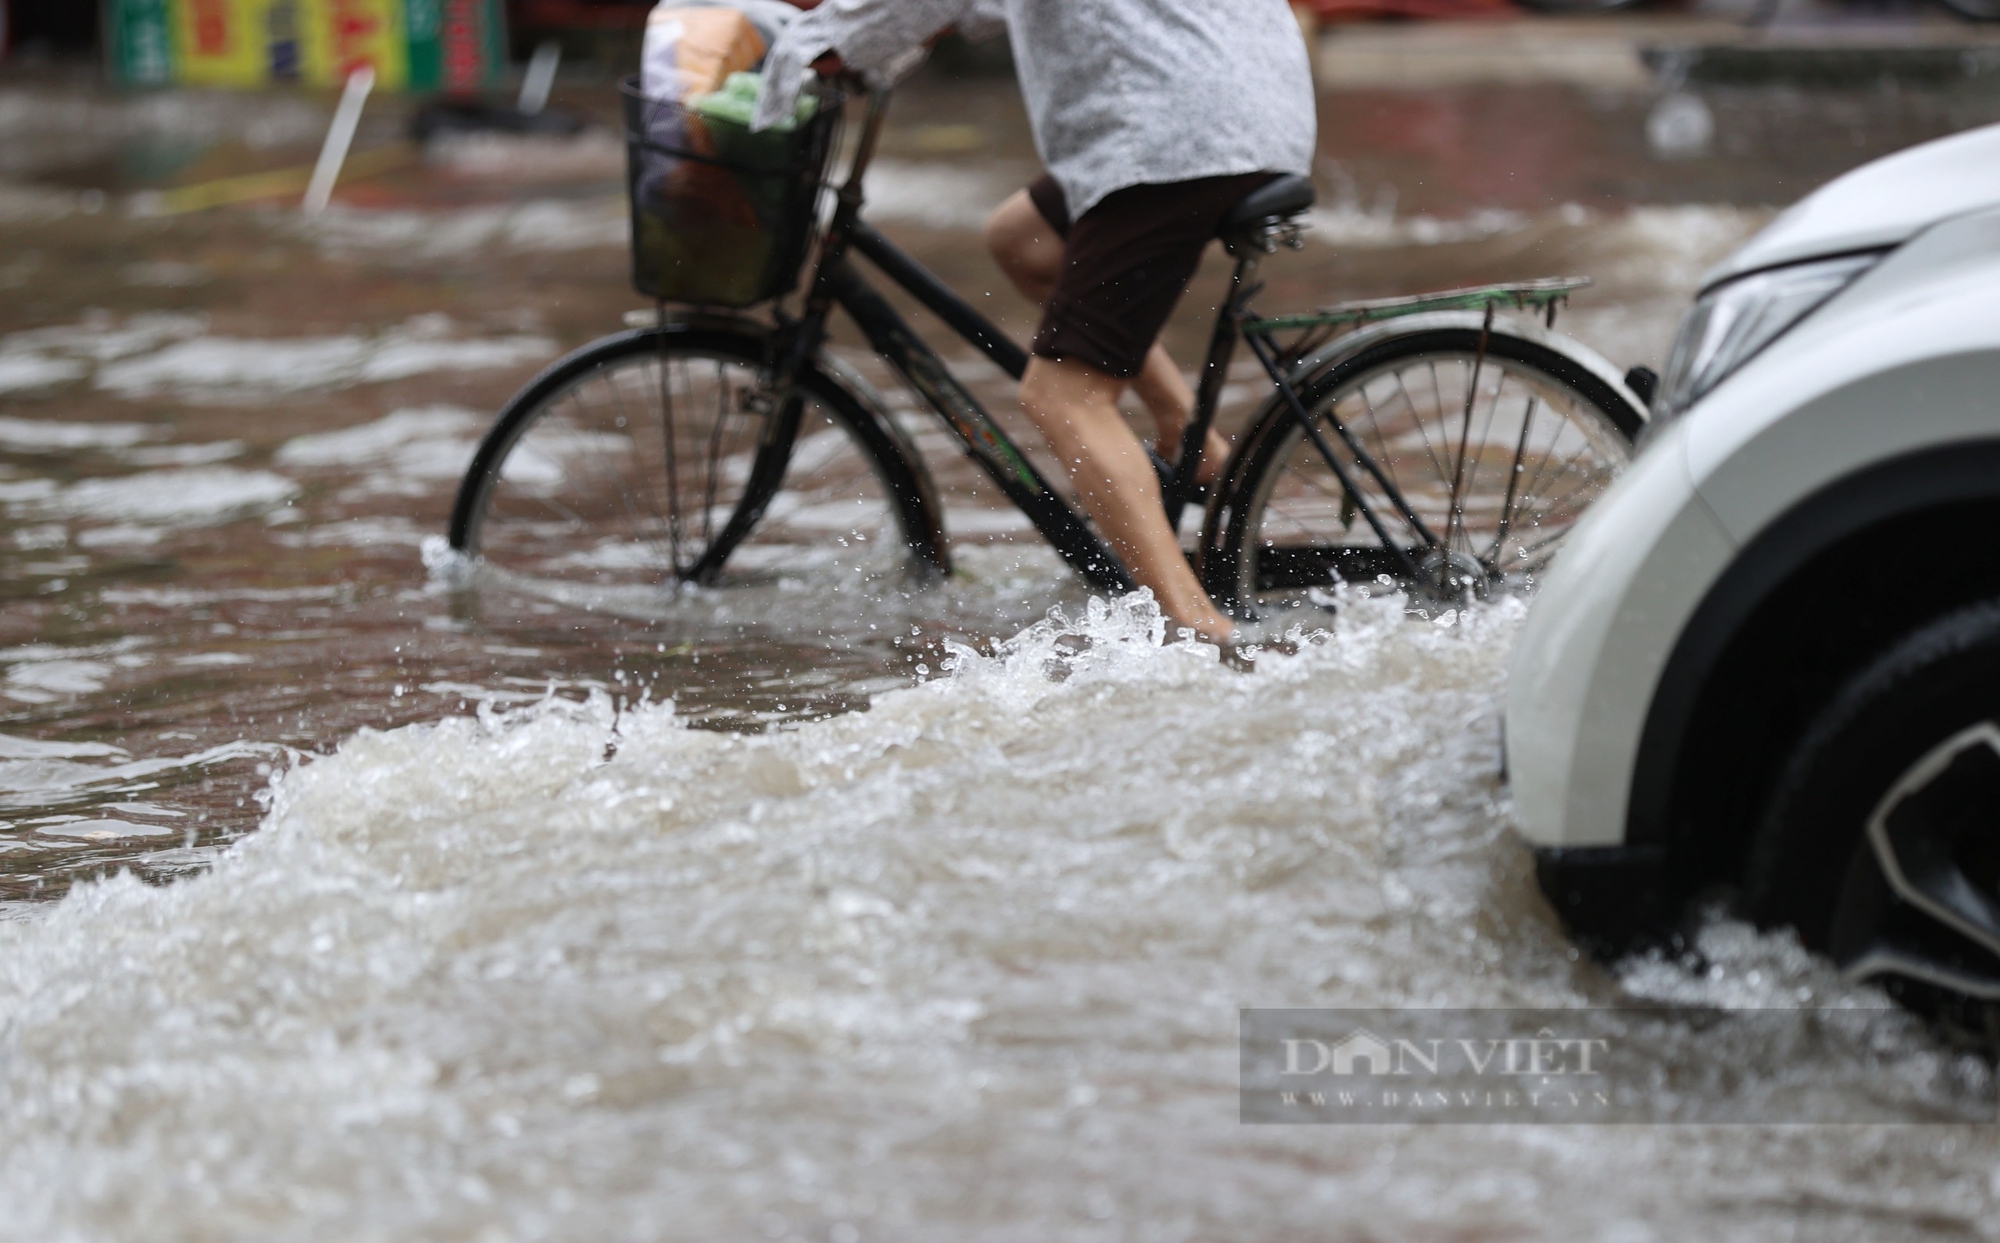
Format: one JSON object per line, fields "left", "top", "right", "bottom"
{"left": 1243, "top": 276, "right": 1591, "bottom": 361}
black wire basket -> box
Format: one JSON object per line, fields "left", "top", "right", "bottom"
{"left": 621, "top": 76, "right": 841, "bottom": 308}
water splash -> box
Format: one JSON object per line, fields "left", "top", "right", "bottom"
{"left": 0, "top": 592, "right": 1990, "bottom": 1239}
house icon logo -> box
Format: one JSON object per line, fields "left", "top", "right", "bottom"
{"left": 1330, "top": 1028, "right": 1395, "bottom": 1075}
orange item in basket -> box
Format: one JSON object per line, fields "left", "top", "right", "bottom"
{"left": 642, "top": 6, "right": 769, "bottom": 103}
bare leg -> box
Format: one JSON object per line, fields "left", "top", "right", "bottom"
{"left": 984, "top": 191, "right": 1227, "bottom": 485}
{"left": 1019, "top": 355, "right": 1233, "bottom": 642}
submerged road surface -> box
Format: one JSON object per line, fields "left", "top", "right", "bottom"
{"left": 1, "top": 55, "right": 1997, "bottom": 1240}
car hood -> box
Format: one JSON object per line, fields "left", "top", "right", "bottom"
{"left": 1704, "top": 121, "right": 2000, "bottom": 288}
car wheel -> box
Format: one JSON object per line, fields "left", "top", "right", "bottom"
{"left": 1747, "top": 599, "right": 2000, "bottom": 1009}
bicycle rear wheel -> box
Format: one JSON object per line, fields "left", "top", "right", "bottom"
{"left": 448, "top": 325, "right": 944, "bottom": 620}
{"left": 1203, "top": 325, "right": 1642, "bottom": 617}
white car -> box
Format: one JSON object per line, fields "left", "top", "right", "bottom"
{"left": 1507, "top": 122, "right": 2000, "bottom": 1008}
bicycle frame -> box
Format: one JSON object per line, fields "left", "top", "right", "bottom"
{"left": 773, "top": 89, "right": 1142, "bottom": 593}
{"left": 748, "top": 84, "right": 1588, "bottom": 598}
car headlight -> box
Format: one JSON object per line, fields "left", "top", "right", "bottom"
{"left": 1654, "top": 251, "right": 1881, "bottom": 420}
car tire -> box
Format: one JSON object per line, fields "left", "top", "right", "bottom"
{"left": 1747, "top": 599, "right": 2000, "bottom": 1006}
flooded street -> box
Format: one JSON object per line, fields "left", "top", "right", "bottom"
{"left": 4, "top": 33, "right": 2000, "bottom": 1238}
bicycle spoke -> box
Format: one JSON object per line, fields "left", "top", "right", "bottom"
{"left": 1482, "top": 393, "right": 1541, "bottom": 567}
{"left": 1509, "top": 522, "right": 1580, "bottom": 564}
{"left": 700, "top": 360, "right": 736, "bottom": 550}
{"left": 1355, "top": 382, "right": 1405, "bottom": 510}
{"left": 503, "top": 389, "right": 669, "bottom": 576}
{"left": 1517, "top": 466, "right": 1609, "bottom": 533}
{"left": 593, "top": 360, "right": 681, "bottom": 568}
{"left": 564, "top": 385, "right": 678, "bottom": 576}
{"left": 1508, "top": 439, "right": 1599, "bottom": 527}
{"left": 1443, "top": 317, "right": 1494, "bottom": 562}
{"left": 1454, "top": 368, "right": 1508, "bottom": 551}
{"left": 1398, "top": 368, "right": 1453, "bottom": 488}
{"left": 1426, "top": 360, "right": 1458, "bottom": 493}
{"left": 1238, "top": 340, "right": 1631, "bottom": 610}
{"left": 462, "top": 334, "right": 921, "bottom": 615}
{"left": 1501, "top": 419, "right": 1581, "bottom": 528}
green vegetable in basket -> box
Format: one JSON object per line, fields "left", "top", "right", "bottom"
{"left": 690, "top": 71, "right": 816, "bottom": 134}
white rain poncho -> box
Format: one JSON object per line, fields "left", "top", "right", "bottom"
{"left": 753, "top": 0, "right": 1316, "bottom": 220}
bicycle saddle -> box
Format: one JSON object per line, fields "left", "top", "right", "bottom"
{"left": 1219, "top": 174, "right": 1316, "bottom": 239}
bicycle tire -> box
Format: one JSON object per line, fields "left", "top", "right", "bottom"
{"left": 448, "top": 324, "right": 946, "bottom": 617}
{"left": 1202, "top": 325, "right": 1641, "bottom": 616}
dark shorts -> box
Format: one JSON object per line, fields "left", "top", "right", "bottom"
{"left": 1026, "top": 170, "right": 1277, "bottom": 380}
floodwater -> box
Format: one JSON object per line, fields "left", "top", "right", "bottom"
{"left": 2, "top": 53, "right": 1999, "bottom": 1239}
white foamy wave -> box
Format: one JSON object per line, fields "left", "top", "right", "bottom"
{"left": 275, "top": 405, "right": 482, "bottom": 494}
{"left": 0, "top": 353, "right": 87, "bottom": 392}
{"left": 0, "top": 591, "right": 1982, "bottom": 1238}
{"left": 2, "top": 311, "right": 209, "bottom": 362}
{"left": 73, "top": 525, "right": 167, "bottom": 548}
{"left": 422, "top": 130, "right": 626, "bottom": 179}
{"left": 0, "top": 87, "right": 324, "bottom": 156}
{"left": 0, "top": 185, "right": 89, "bottom": 225}
{"left": 287, "top": 199, "right": 628, "bottom": 258}
{"left": 33, "top": 818, "right": 179, "bottom": 840}
{"left": 1306, "top": 204, "right": 1530, "bottom": 249}
{"left": 861, "top": 158, "right": 1016, "bottom": 232}
{"left": 279, "top": 517, "right": 432, "bottom": 549}
{"left": 0, "top": 735, "right": 274, "bottom": 813}
{"left": 0, "top": 416, "right": 160, "bottom": 452}
{"left": 1595, "top": 203, "right": 1773, "bottom": 290}
{"left": 114, "top": 441, "right": 246, "bottom": 467}
{"left": 0, "top": 313, "right": 551, "bottom": 402}
{"left": 0, "top": 312, "right": 208, "bottom": 392}
{"left": 0, "top": 638, "right": 150, "bottom": 704}
{"left": 0, "top": 733, "right": 128, "bottom": 761}
{"left": 24, "top": 467, "right": 299, "bottom": 527}
{"left": 4, "top": 660, "right": 115, "bottom": 700}
{"left": 97, "top": 320, "right": 554, "bottom": 401}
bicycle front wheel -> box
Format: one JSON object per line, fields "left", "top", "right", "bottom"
{"left": 1203, "top": 325, "right": 1642, "bottom": 616}
{"left": 448, "top": 325, "right": 944, "bottom": 619}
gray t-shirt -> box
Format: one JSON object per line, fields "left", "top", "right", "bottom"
{"left": 754, "top": 0, "right": 1316, "bottom": 219}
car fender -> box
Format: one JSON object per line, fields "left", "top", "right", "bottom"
{"left": 1627, "top": 438, "right": 2000, "bottom": 853}
{"left": 1506, "top": 415, "right": 1737, "bottom": 849}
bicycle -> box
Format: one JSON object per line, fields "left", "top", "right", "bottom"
{"left": 445, "top": 77, "right": 1648, "bottom": 628}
